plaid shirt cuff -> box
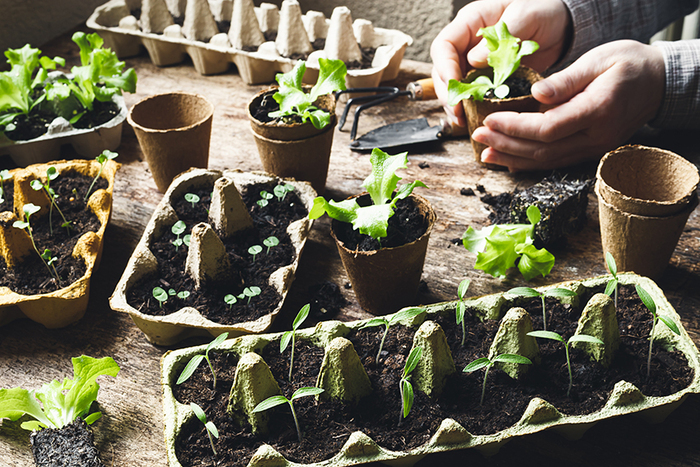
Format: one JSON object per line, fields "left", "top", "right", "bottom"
{"left": 650, "top": 40, "right": 700, "bottom": 128}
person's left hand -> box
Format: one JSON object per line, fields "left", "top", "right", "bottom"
{"left": 472, "top": 40, "right": 665, "bottom": 171}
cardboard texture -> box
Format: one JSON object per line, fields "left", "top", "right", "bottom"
{"left": 87, "top": 0, "right": 412, "bottom": 84}
{"left": 0, "top": 159, "right": 118, "bottom": 328}
{"left": 109, "top": 168, "right": 317, "bottom": 345}
{"left": 461, "top": 67, "right": 542, "bottom": 164}
{"left": 160, "top": 274, "right": 700, "bottom": 467}
{"left": 330, "top": 194, "right": 436, "bottom": 315}
{"left": 127, "top": 92, "right": 213, "bottom": 193}
{"left": 0, "top": 95, "right": 127, "bottom": 167}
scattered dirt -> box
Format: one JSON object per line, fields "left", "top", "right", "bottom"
{"left": 30, "top": 418, "right": 105, "bottom": 467}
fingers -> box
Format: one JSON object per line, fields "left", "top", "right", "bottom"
{"left": 480, "top": 146, "right": 593, "bottom": 171}
{"left": 432, "top": 66, "right": 467, "bottom": 126}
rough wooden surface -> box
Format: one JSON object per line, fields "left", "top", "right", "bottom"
{"left": 2, "top": 26, "right": 700, "bottom": 467}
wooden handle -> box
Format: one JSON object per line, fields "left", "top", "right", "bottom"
{"left": 407, "top": 78, "right": 437, "bottom": 101}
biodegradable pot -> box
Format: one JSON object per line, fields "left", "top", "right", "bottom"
{"left": 161, "top": 273, "right": 700, "bottom": 467}
{"left": 461, "top": 66, "right": 542, "bottom": 164}
{"left": 330, "top": 193, "right": 436, "bottom": 315}
{"left": 0, "top": 159, "right": 118, "bottom": 328}
{"left": 595, "top": 145, "right": 699, "bottom": 279}
{"left": 248, "top": 88, "right": 336, "bottom": 193}
{"left": 128, "top": 92, "right": 213, "bottom": 193}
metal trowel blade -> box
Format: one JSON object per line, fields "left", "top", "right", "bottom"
{"left": 349, "top": 118, "right": 441, "bottom": 151}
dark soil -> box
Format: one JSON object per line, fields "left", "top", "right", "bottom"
{"left": 0, "top": 181, "right": 14, "bottom": 212}
{"left": 173, "top": 284, "right": 693, "bottom": 467}
{"left": 72, "top": 100, "right": 120, "bottom": 129}
{"left": 0, "top": 171, "right": 107, "bottom": 294}
{"left": 126, "top": 181, "right": 309, "bottom": 324}
{"left": 307, "top": 281, "right": 348, "bottom": 320}
{"left": 331, "top": 194, "right": 429, "bottom": 251}
{"left": 484, "top": 75, "right": 532, "bottom": 99}
{"left": 30, "top": 418, "right": 105, "bottom": 467}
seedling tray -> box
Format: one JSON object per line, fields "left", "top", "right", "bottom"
{"left": 110, "top": 168, "right": 316, "bottom": 345}
{"left": 161, "top": 273, "right": 700, "bottom": 466}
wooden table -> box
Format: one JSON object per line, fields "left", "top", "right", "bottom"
{"left": 2, "top": 26, "right": 700, "bottom": 467}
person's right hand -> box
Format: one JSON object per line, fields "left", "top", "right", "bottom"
{"left": 430, "top": 0, "right": 572, "bottom": 126}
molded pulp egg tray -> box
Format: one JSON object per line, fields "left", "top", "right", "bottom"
{"left": 110, "top": 168, "right": 316, "bottom": 345}
{"left": 160, "top": 273, "right": 700, "bottom": 466}
{"left": 87, "top": 0, "right": 412, "bottom": 86}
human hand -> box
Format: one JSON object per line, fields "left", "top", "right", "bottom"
{"left": 430, "top": 0, "right": 571, "bottom": 126}
{"left": 473, "top": 40, "right": 665, "bottom": 171}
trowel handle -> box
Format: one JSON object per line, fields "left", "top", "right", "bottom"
{"left": 407, "top": 78, "right": 437, "bottom": 101}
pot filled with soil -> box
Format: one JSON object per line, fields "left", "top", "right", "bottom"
{"left": 160, "top": 273, "right": 700, "bottom": 467}
{"left": 109, "top": 168, "right": 317, "bottom": 346}
{"left": 0, "top": 156, "right": 118, "bottom": 328}
{"left": 247, "top": 58, "right": 346, "bottom": 193}
{"left": 595, "top": 144, "right": 699, "bottom": 279}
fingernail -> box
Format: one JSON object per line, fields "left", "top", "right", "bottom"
{"left": 534, "top": 80, "right": 554, "bottom": 98}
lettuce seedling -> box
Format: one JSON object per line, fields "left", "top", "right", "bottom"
{"left": 30, "top": 166, "right": 72, "bottom": 235}
{"left": 12, "top": 203, "right": 61, "bottom": 285}
{"left": 184, "top": 193, "right": 200, "bottom": 208}
{"left": 359, "top": 307, "right": 424, "bottom": 364}
{"left": 178, "top": 291, "right": 190, "bottom": 300}
{"left": 0, "top": 44, "right": 65, "bottom": 132}
{"left": 309, "top": 148, "right": 427, "bottom": 245}
{"left": 456, "top": 279, "right": 471, "bottom": 346}
{"left": 506, "top": 286, "right": 576, "bottom": 331}
{"left": 0, "top": 169, "right": 11, "bottom": 204}
{"left": 224, "top": 294, "right": 237, "bottom": 309}
{"left": 85, "top": 150, "right": 117, "bottom": 201}
{"left": 604, "top": 252, "right": 619, "bottom": 308}
{"left": 398, "top": 346, "right": 422, "bottom": 426}
{"left": 274, "top": 183, "right": 295, "bottom": 202}
{"left": 269, "top": 58, "right": 347, "bottom": 130}
{"left": 171, "top": 221, "right": 186, "bottom": 250}
{"left": 263, "top": 236, "right": 279, "bottom": 254}
{"left": 463, "top": 353, "right": 532, "bottom": 405}
{"left": 239, "top": 286, "right": 261, "bottom": 305}
{"left": 177, "top": 332, "right": 229, "bottom": 389}
{"left": 252, "top": 387, "right": 325, "bottom": 442}
{"left": 527, "top": 330, "right": 603, "bottom": 397}
{"left": 257, "top": 190, "right": 273, "bottom": 208}
{"left": 636, "top": 284, "right": 681, "bottom": 379}
{"left": 190, "top": 403, "right": 219, "bottom": 456}
{"left": 280, "top": 304, "right": 310, "bottom": 381}
{"left": 0, "top": 355, "right": 119, "bottom": 431}
{"left": 153, "top": 286, "right": 168, "bottom": 308}
{"left": 248, "top": 245, "right": 263, "bottom": 262}
{"left": 45, "top": 32, "right": 136, "bottom": 125}
{"left": 462, "top": 205, "right": 554, "bottom": 280}
{"left": 447, "top": 21, "right": 539, "bottom": 103}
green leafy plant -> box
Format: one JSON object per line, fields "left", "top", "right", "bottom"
{"left": 463, "top": 353, "right": 532, "bottom": 405}
{"left": 506, "top": 286, "right": 577, "bottom": 331}
{"left": 171, "top": 220, "right": 186, "bottom": 250}
{"left": 280, "top": 304, "right": 310, "bottom": 381}
{"left": 273, "top": 183, "right": 295, "bottom": 202}
{"left": 224, "top": 294, "right": 237, "bottom": 309}
{"left": 177, "top": 332, "right": 229, "bottom": 389}
{"left": 12, "top": 203, "right": 61, "bottom": 285}
{"left": 30, "top": 166, "right": 72, "bottom": 235}
{"left": 257, "top": 190, "right": 273, "bottom": 208}
{"left": 252, "top": 387, "right": 325, "bottom": 442}
{"left": 309, "top": 148, "right": 427, "bottom": 245}
{"left": 0, "top": 44, "right": 64, "bottom": 132}
{"left": 85, "top": 150, "right": 117, "bottom": 201}
{"left": 239, "top": 286, "right": 261, "bottom": 305}
{"left": 359, "top": 307, "right": 424, "bottom": 364}
{"left": 447, "top": 21, "right": 539, "bottom": 103}
{"left": 153, "top": 286, "right": 168, "bottom": 308}
{"left": 604, "top": 252, "right": 619, "bottom": 308}
{"left": 398, "top": 346, "right": 422, "bottom": 426}
{"left": 0, "top": 169, "right": 11, "bottom": 204}
{"left": 456, "top": 279, "right": 471, "bottom": 346}
{"left": 248, "top": 245, "right": 263, "bottom": 262}
{"left": 636, "top": 284, "right": 681, "bottom": 378}
{"left": 45, "top": 32, "right": 136, "bottom": 125}
{"left": 0, "top": 356, "right": 119, "bottom": 431}
{"left": 462, "top": 205, "right": 554, "bottom": 280}
{"left": 184, "top": 193, "right": 200, "bottom": 208}
{"left": 263, "top": 236, "right": 279, "bottom": 254}
{"left": 190, "top": 403, "right": 219, "bottom": 456}
{"left": 527, "top": 330, "right": 603, "bottom": 397}
{"left": 269, "top": 58, "right": 347, "bottom": 130}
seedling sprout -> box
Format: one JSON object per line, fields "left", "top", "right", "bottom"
{"left": 507, "top": 286, "right": 577, "bottom": 331}
{"left": 527, "top": 330, "right": 603, "bottom": 397}
{"left": 239, "top": 286, "right": 261, "bottom": 305}
{"left": 463, "top": 353, "right": 532, "bottom": 405}
{"left": 153, "top": 287, "right": 168, "bottom": 308}
{"left": 12, "top": 204, "right": 61, "bottom": 284}
{"left": 280, "top": 304, "right": 310, "bottom": 381}
{"left": 85, "top": 150, "right": 117, "bottom": 201}
{"left": 190, "top": 403, "right": 219, "bottom": 456}
{"left": 456, "top": 279, "right": 471, "bottom": 346}
{"left": 359, "top": 307, "right": 424, "bottom": 364}
{"left": 253, "top": 387, "right": 325, "bottom": 442}
{"left": 171, "top": 221, "right": 186, "bottom": 250}
{"left": 263, "top": 236, "right": 279, "bottom": 254}
{"left": 398, "top": 346, "right": 422, "bottom": 426}
{"left": 604, "top": 252, "right": 619, "bottom": 308}
{"left": 184, "top": 193, "right": 200, "bottom": 208}
{"left": 177, "top": 332, "right": 229, "bottom": 389}
{"left": 0, "top": 169, "right": 11, "bottom": 204}
{"left": 248, "top": 245, "right": 263, "bottom": 262}
{"left": 30, "top": 166, "right": 72, "bottom": 235}
{"left": 224, "top": 294, "right": 237, "bottom": 309}
{"left": 274, "top": 183, "right": 295, "bottom": 202}
{"left": 257, "top": 190, "right": 273, "bottom": 207}
{"left": 178, "top": 291, "right": 190, "bottom": 300}
{"left": 636, "top": 284, "right": 681, "bottom": 378}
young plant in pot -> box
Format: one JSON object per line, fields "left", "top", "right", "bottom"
{"left": 309, "top": 148, "right": 435, "bottom": 315}
{"left": 0, "top": 356, "right": 119, "bottom": 467}
{"left": 447, "top": 20, "right": 541, "bottom": 164}
{"left": 247, "top": 58, "right": 346, "bottom": 193}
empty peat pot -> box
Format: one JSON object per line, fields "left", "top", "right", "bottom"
{"left": 128, "top": 92, "right": 213, "bottom": 192}
{"left": 596, "top": 144, "right": 699, "bottom": 279}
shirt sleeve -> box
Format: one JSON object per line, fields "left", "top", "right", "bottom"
{"left": 650, "top": 39, "right": 700, "bottom": 128}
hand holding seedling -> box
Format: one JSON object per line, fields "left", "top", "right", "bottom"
{"left": 177, "top": 332, "right": 229, "bottom": 389}
{"left": 506, "top": 286, "right": 576, "bottom": 331}
{"left": 280, "top": 304, "right": 310, "bottom": 381}
{"left": 360, "top": 307, "right": 424, "bottom": 364}
{"left": 636, "top": 284, "right": 680, "bottom": 379}
{"left": 464, "top": 353, "right": 532, "bottom": 405}
{"left": 252, "top": 387, "right": 325, "bottom": 442}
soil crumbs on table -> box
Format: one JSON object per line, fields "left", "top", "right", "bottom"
{"left": 173, "top": 285, "right": 693, "bottom": 467}
{"left": 127, "top": 181, "right": 308, "bottom": 324}
{"left": 30, "top": 418, "right": 105, "bottom": 467}
{"left": 0, "top": 171, "right": 106, "bottom": 294}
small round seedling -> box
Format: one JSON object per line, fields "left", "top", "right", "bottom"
{"left": 153, "top": 287, "right": 168, "bottom": 308}
{"left": 224, "top": 294, "right": 237, "bottom": 309}
{"left": 263, "top": 236, "right": 279, "bottom": 254}
{"left": 248, "top": 245, "right": 263, "bottom": 262}
{"left": 177, "top": 291, "right": 190, "bottom": 300}
{"left": 243, "top": 286, "right": 261, "bottom": 305}
{"left": 168, "top": 288, "right": 176, "bottom": 296}
{"left": 171, "top": 221, "right": 187, "bottom": 250}
{"left": 184, "top": 193, "right": 200, "bottom": 208}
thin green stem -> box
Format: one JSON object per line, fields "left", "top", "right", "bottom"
{"left": 480, "top": 364, "right": 491, "bottom": 406}
{"left": 460, "top": 319, "right": 466, "bottom": 347}
{"left": 85, "top": 164, "right": 104, "bottom": 201}
{"left": 289, "top": 333, "right": 295, "bottom": 381}
{"left": 206, "top": 356, "right": 217, "bottom": 390}
{"left": 565, "top": 343, "right": 573, "bottom": 397}
{"left": 647, "top": 316, "right": 656, "bottom": 379}
{"left": 541, "top": 295, "right": 547, "bottom": 331}
{"left": 614, "top": 285, "right": 618, "bottom": 309}
{"left": 376, "top": 325, "right": 389, "bottom": 364}
{"left": 398, "top": 380, "right": 404, "bottom": 426}
{"left": 207, "top": 429, "right": 217, "bottom": 456}
{"left": 289, "top": 401, "right": 303, "bottom": 442}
